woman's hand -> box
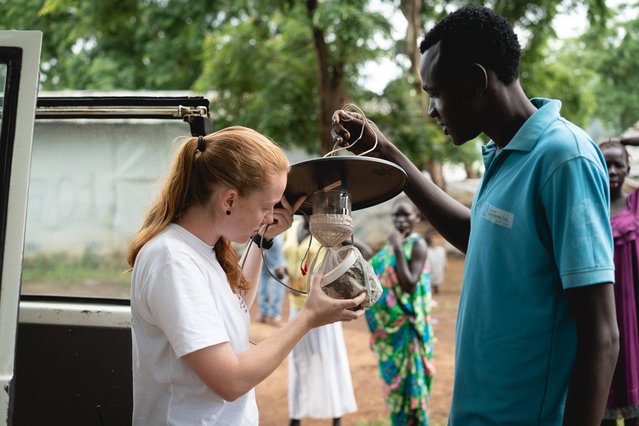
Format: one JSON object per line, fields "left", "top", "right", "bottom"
{"left": 263, "top": 195, "right": 305, "bottom": 240}
{"left": 389, "top": 229, "right": 404, "bottom": 249}
{"left": 297, "top": 273, "right": 366, "bottom": 329}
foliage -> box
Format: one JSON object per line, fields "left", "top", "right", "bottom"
{"left": 193, "top": 0, "right": 391, "bottom": 152}
{"left": 523, "top": 41, "right": 598, "bottom": 128}
{"left": 1, "top": 0, "right": 219, "bottom": 89}
{"left": 589, "top": 13, "right": 639, "bottom": 133}
{"left": 194, "top": 9, "right": 321, "bottom": 151}
{"left": 366, "top": 76, "right": 479, "bottom": 171}
{"left": 2, "top": 0, "right": 638, "bottom": 177}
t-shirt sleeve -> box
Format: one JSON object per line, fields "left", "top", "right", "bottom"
{"left": 144, "top": 256, "right": 229, "bottom": 358}
{"left": 541, "top": 156, "right": 614, "bottom": 289}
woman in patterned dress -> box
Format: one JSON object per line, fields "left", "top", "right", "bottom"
{"left": 366, "top": 196, "right": 435, "bottom": 426}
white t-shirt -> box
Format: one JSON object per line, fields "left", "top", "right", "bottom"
{"left": 131, "top": 223, "right": 257, "bottom": 425}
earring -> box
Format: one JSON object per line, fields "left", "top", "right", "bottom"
{"left": 226, "top": 210, "right": 231, "bottom": 216}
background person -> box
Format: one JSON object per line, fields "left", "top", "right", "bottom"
{"left": 331, "top": 6, "right": 618, "bottom": 425}
{"left": 257, "top": 234, "right": 287, "bottom": 327}
{"left": 283, "top": 215, "right": 358, "bottom": 426}
{"left": 599, "top": 137, "right": 639, "bottom": 426}
{"left": 127, "top": 126, "right": 365, "bottom": 425}
{"left": 367, "top": 196, "right": 435, "bottom": 426}
{"left": 424, "top": 232, "right": 447, "bottom": 295}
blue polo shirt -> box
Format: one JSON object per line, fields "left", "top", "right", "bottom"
{"left": 449, "top": 98, "right": 614, "bottom": 425}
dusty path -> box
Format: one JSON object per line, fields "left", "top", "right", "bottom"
{"left": 251, "top": 255, "right": 465, "bottom": 426}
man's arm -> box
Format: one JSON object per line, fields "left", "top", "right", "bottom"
{"left": 332, "top": 110, "right": 471, "bottom": 252}
{"left": 563, "top": 283, "right": 619, "bottom": 426}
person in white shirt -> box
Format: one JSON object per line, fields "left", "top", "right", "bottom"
{"left": 127, "top": 126, "right": 365, "bottom": 426}
{"left": 425, "top": 232, "right": 447, "bottom": 294}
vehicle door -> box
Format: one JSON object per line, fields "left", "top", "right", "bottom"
{"left": 0, "top": 30, "right": 42, "bottom": 426}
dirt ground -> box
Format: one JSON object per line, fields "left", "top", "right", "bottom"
{"left": 251, "top": 254, "right": 465, "bottom": 426}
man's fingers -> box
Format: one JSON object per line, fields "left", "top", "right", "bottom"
{"left": 279, "top": 194, "right": 292, "bottom": 211}
{"left": 292, "top": 195, "right": 306, "bottom": 213}
{"left": 331, "top": 124, "right": 350, "bottom": 140}
{"left": 331, "top": 125, "right": 351, "bottom": 147}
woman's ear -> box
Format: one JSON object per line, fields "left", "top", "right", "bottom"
{"left": 220, "top": 188, "right": 238, "bottom": 214}
{"left": 466, "top": 63, "right": 488, "bottom": 97}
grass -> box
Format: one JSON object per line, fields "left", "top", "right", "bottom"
{"left": 21, "top": 249, "right": 130, "bottom": 288}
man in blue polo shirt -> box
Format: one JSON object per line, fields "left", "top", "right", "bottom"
{"left": 331, "top": 6, "right": 619, "bottom": 425}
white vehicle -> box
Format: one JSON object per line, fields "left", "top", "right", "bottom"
{"left": 0, "top": 31, "right": 212, "bottom": 425}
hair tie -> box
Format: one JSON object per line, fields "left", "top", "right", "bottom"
{"left": 197, "top": 135, "right": 206, "bottom": 153}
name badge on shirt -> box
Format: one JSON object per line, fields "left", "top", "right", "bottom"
{"left": 483, "top": 203, "right": 514, "bottom": 229}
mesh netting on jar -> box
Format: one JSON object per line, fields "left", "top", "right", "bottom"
{"left": 309, "top": 245, "right": 382, "bottom": 310}
{"left": 309, "top": 213, "right": 353, "bottom": 248}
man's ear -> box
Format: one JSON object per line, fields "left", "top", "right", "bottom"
{"left": 466, "top": 63, "right": 488, "bottom": 97}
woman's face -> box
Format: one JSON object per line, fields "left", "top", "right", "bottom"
{"left": 391, "top": 200, "right": 418, "bottom": 237}
{"left": 228, "top": 170, "right": 288, "bottom": 243}
{"left": 602, "top": 145, "right": 630, "bottom": 193}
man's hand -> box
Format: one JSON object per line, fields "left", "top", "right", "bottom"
{"left": 263, "top": 195, "right": 305, "bottom": 240}
{"left": 330, "top": 109, "right": 387, "bottom": 156}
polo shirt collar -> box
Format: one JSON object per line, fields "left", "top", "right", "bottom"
{"left": 482, "top": 98, "right": 562, "bottom": 158}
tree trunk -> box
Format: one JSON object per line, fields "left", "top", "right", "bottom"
{"left": 425, "top": 158, "right": 446, "bottom": 190}
{"left": 464, "top": 160, "right": 480, "bottom": 179}
{"left": 307, "top": 0, "right": 347, "bottom": 155}
{"left": 401, "top": 0, "right": 425, "bottom": 105}
{"left": 402, "top": 0, "right": 446, "bottom": 189}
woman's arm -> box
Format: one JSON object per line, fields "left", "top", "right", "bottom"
{"left": 392, "top": 232, "right": 428, "bottom": 293}
{"left": 606, "top": 135, "right": 639, "bottom": 146}
{"left": 183, "top": 280, "right": 365, "bottom": 401}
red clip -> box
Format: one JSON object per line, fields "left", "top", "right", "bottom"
{"left": 301, "top": 263, "right": 308, "bottom": 276}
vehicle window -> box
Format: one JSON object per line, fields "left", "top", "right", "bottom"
{"left": 20, "top": 117, "right": 192, "bottom": 299}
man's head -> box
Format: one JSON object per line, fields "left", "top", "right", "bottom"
{"left": 419, "top": 7, "right": 521, "bottom": 145}
{"left": 420, "top": 6, "right": 521, "bottom": 85}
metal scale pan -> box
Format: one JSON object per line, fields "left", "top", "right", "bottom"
{"left": 283, "top": 155, "right": 408, "bottom": 215}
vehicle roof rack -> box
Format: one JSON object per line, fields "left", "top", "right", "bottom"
{"left": 36, "top": 95, "right": 212, "bottom": 135}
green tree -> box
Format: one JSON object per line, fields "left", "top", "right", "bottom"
{"left": 194, "top": 0, "right": 391, "bottom": 154}
{"left": 590, "top": 14, "right": 639, "bottom": 133}
{"left": 0, "top": 0, "right": 628, "bottom": 183}
{"left": 382, "top": 0, "right": 611, "bottom": 185}
{"left": 0, "top": 0, "right": 220, "bottom": 89}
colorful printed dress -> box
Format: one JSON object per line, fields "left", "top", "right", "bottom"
{"left": 604, "top": 188, "right": 639, "bottom": 420}
{"left": 366, "top": 233, "right": 435, "bottom": 426}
